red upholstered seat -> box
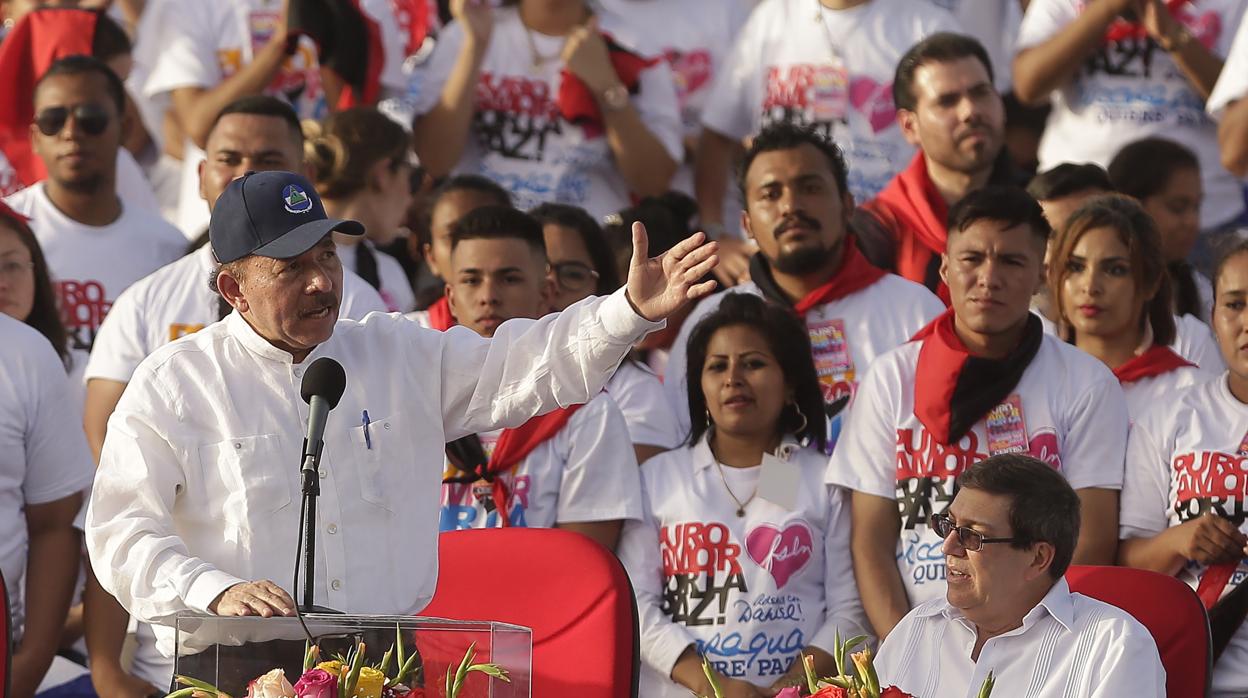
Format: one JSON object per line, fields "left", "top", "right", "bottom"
{"left": 419, "top": 528, "right": 639, "bottom": 697}
{"left": 1065, "top": 565, "right": 1211, "bottom": 698}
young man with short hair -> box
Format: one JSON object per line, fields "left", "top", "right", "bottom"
{"left": 828, "top": 186, "right": 1128, "bottom": 640}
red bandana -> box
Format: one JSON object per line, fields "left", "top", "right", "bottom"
{"left": 557, "top": 32, "right": 659, "bottom": 139}
{"left": 470, "top": 405, "right": 585, "bottom": 526}
{"left": 426, "top": 296, "right": 455, "bottom": 332}
{"left": 1112, "top": 345, "right": 1195, "bottom": 384}
{"left": 1104, "top": 0, "right": 1189, "bottom": 43}
{"left": 863, "top": 152, "right": 950, "bottom": 302}
{"left": 748, "top": 236, "right": 887, "bottom": 316}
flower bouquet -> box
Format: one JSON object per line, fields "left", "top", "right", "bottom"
{"left": 166, "top": 624, "right": 509, "bottom": 698}
{"left": 700, "top": 631, "right": 994, "bottom": 698}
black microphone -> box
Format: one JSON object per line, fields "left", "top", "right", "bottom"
{"left": 300, "top": 357, "right": 347, "bottom": 478}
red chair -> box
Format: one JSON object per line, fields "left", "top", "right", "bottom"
{"left": 1066, "top": 565, "right": 1211, "bottom": 698}
{"left": 419, "top": 528, "right": 640, "bottom": 698}
{"left": 1, "top": 568, "right": 9, "bottom": 698}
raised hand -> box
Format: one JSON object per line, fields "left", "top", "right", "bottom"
{"left": 560, "top": 16, "right": 618, "bottom": 93}
{"left": 451, "top": 0, "right": 494, "bottom": 46}
{"left": 626, "top": 222, "right": 718, "bottom": 322}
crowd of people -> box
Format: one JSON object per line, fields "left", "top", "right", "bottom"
{"left": 4, "top": 0, "right": 1248, "bottom": 696}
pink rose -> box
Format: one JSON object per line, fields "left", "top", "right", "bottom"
{"left": 773, "top": 689, "right": 802, "bottom": 698}
{"left": 247, "top": 669, "right": 296, "bottom": 698}
{"left": 810, "top": 687, "right": 849, "bottom": 698}
{"left": 293, "top": 669, "right": 338, "bottom": 698}
{"left": 880, "top": 687, "right": 916, "bottom": 697}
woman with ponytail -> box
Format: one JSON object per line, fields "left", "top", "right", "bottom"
{"left": 306, "top": 107, "right": 416, "bottom": 312}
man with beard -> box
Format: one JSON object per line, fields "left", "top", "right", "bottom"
{"left": 854, "top": 34, "right": 1021, "bottom": 300}
{"left": 664, "top": 123, "right": 944, "bottom": 449}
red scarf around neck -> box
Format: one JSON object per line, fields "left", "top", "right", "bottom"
{"left": 1112, "top": 344, "right": 1195, "bottom": 384}
{"left": 426, "top": 296, "right": 455, "bottom": 331}
{"left": 864, "top": 152, "right": 949, "bottom": 299}
{"left": 1104, "top": 0, "right": 1189, "bottom": 43}
{"left": 748, "top": 236, "right": 886, "bottom": 317}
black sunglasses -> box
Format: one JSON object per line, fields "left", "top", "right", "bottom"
{"left": 930, "top": 513, "right": 1019, "bottom": 552}
{"left": 35, "top": 104, "right": 111, "bottom": 137}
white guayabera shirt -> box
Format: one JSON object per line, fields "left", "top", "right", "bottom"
{"left": 876, "top": 578, "right": 1166, "bottom": 697}
{"left": 85, "top": 289, "right": 658, "bottom": 656}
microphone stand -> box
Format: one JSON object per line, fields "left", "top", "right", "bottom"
{"left": 299, "top": 440, "right": 340, "bottom": 614}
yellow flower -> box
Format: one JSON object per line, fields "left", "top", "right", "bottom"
{"left": 315, "top": 660, "right": 344, "bottom": 677}
{"left": 353, "top": 666, "right": 386, "bottom": 698}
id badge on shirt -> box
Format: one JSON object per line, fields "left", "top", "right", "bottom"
{"left": 985, "top": 394, "right": 1028, "bottom": 455}
{"left": 810, "top": 63, "right": 849, "bottom": 124}
{"left": 808, "top": 318, "right": 855, "bottom": 399}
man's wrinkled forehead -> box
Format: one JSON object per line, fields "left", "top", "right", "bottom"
{"left": 206, "top": 113, "right": 303, "bottom": 165}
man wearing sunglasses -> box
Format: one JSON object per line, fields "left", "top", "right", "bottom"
{"left": 4, "top": 55, "right": 184, "bottom": 404}
{"left": 875, "top": 454, "right": 1165, "bottom": 696}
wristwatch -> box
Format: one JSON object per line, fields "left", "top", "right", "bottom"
{"left": 600, "top": 82, "right": 630, "bottom": 112}
{"left": 1160, "top": 26, "right": 1193, "bottom": 53}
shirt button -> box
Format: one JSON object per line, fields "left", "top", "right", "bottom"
{"left": 331, "top": 579, "right": 342, "bottom": 591}
{"left": 319, "top": 468, "right": 328, "bottom": 479}
{"left": 327, "top": 523, "right": 338, "bottom": 534}
{"left": 293, "top": 367, "right": 303, "bottom": 377}
{"left": 233, "top": 442, "right": 242, "bottom": 450}
{"left": 383, "top": 422, "right": 390, "bottom": 430}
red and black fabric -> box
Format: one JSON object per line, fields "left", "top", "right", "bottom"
{"left": 288, "top": 0, "right": 385, "bottom": 108}
{"left": 748, "top": 236, "right": 886, "bottom": 318}
{"left": 444, "top": 404, "right": 584, "bottom": 526}
{"left": 1112, "top": 344, "right": 1195, "bottom": 384}
{"left": 425, "top": 295, "right": 455, "bottom": 331}
{"left": 557, "top": 32, "right": 659, "bottom": 139}
{"left": 911, "top": 309, "right": 1043, "bottom": 445}
{"left": 0, "top": 8, "right": 100, "bottom": 196}
{"left": 1104, "top": 0, "right": 1187, "bottom": 43}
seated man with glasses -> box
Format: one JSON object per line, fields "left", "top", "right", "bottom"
{"left": 437, "top": 205, "right": 643, "bottom": 551}
{"left": 876, "top": 454, "right": 1165, "bottom": 696}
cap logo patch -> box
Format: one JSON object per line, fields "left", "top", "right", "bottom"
{"left": 282, "top": 184, "right": 313, "bottom": 214}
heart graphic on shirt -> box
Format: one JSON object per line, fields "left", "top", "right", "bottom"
{"left": 746, "top": 522, "right": 814, "bottom": 589}
{"left": 848, "top": 77, "right": 897, "bottom": 133}
{"left": 664, "top": 49, "right": 713, "bottom": 100}
{"left": 1027, "top": 428, "right": 1063, "bottom": 470}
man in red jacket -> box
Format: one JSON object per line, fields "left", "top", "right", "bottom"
{"left": 854, "top": 33, "right": 1020, "bottom": 299}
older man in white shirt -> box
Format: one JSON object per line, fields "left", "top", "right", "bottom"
{"left": 876, "top": 454, "right": 1165, "bottom": 697}
{"left": 84, "top": 170, "right": 719, "bottom": 659}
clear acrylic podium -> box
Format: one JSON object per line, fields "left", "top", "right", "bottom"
{"left": 172, "top": 614, "right": 532, "bottom": 697}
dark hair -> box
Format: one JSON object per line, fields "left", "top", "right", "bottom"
{"left": 0, "top": 208, "right": 70, "bottom": 367}
{"left": 91, "top": 11, "right": 131, "bottom": 63}
{"left": 413, "top": 175, "right": 513, "bottom": 248}
{"left": 893, "top": 33, "right": 995, "bottom": 113}
{"left": 529, "top": 203, "right": 620, "bottom": 295}
{"left": 1049, "top": 194, "right": 1176, "bottom": 346}
{"left": 305, "top": 107, "right": 409, "bottom": 199}
{"left": 1213, "top": 236, "right": 1248, "bottom": 299}
{"left": 957, "top": 453, "right": 1080, "bottom": 580}
{"left": 602, "top": 192, "right": 698, "bottom": 285}
{"left": 739, "top": 122, "right": 849, "bottom": 204}
{"left": 208, "top": 95, "right": 304, "bottom": 148}
{"left": 1026, "top": 163, "right": 1113, "bottom": 202}
{"left": 948, "top": 185, "right": 1051, "bottom": 244}
{"left": 35, "top": 54, "right": 126, "bottom": 114}
{"left": 684, "top": 293, "right": 826, "bottom": 450}
{"left": 449, "top": 205, "right": 546, "bottom": 257}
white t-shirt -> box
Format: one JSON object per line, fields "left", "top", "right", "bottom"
{"left": 701, "top": 0, "right": 958, "bottom": 204}
{"left": 827, "top": 333, "right": 1128, "bottom": 607}
{"left": 1122, "top": 373, "right": 1248, "bottom": 696}
{"left": 1122, "top": 364, "right": 1212, "bottom": 422}
{"left": 83, "top": 245, "right": 388, "bottom": 385}
{"left": 336, "top": 241, "right": 416, "bottom": 313}
{"left": 438, "top": 392, "right": 641, "bottom": 530}
{"left": 607, "top": 360, "right": 682, "bottom": 452}
{"left": 664, "top": 274, "right": 946, "bottom": 449}
{"left": 5, "top": 182, "right": 186, "bottom": 402}
{"left": 405, "top": 6, "right": 684, "bottom": 220}
{"left": 922, "top": 0, "right": 1024, "bottom": 91}
{"left": 1208, "top": 10, "right": 1248, "bottom": 117}
{"left": 616, "top": 437, "right": 869, "bottom": 696}
{"left": 0, "top": 315, "right": 95, "bottom": 638}
{"left": 0, "top": 148, "right": 161, "bottom": 214}
{"left": 1016, "top": 0, "right": 1247, "bottom": 227}
{"left": 140, "top": 0, "right": 405, "bottom": 236}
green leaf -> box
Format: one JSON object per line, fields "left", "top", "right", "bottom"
{"left": 172, "top": 675, "right": 226, "bottom": 694}
{"left": 379, "top": 645, "right": 394, "bottom": 680}
{"left": 467, "top": 663, "right": 511, "bottom": 683}
{"left": 344, "top": 642, "right": 367, "bottom": 698}
{"left": 447, "top": 642, "right": 478, "bottom": 698}
{"left": 164, "top": 688, "right": 201, "bottom": 698}
{"left": 395, "top": 623, "right": 406, "bottom": 677}
{"left": 977, "top": 670, "right": 996, "bottom": 698}
{"left": 701, "top": 655, "right": 723, "bottom": 698}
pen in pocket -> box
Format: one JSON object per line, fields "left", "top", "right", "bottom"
{"left": 362, "top": 410, "right": 372, "bottom": 449}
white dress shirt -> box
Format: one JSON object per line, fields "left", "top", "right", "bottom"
{"left": 85, "top": 288, "right": 658, "bottom": 656}
{"left": 876, "top": 577, "right": 1166, "bottom": 697}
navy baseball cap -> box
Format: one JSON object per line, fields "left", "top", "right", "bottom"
{"left": 209, "top": 171, "right": 364, "bottom": 263}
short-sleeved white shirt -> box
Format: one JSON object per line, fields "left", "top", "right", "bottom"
{"left": 1016, "top": 0, "right": 1247, "bottom": 226}
{"left": 607, "top": 361, "right": 682, "bottom": 451}
{"left": 664, "top": 275, "right": 946, "bottom": 449}
{"left": 5, "top": 182, "right": 186, "bottom": 402}
{"left": 0, "top": 315, "right": 95, "bottom": 637}
{"left": 1208, "top": 11, "right": 1248, "bottom": 117}
{"left": 438, "top": 392, "right": 641, "bottom": 530}
{"left": 335, "top": 241, "right": 416, "bottom": 313}
{"left": 0, "top": 148, "right": 160, "bottom": 213}
{"left": 1122, "top": 373, "right": 1248, "bottom": 696}
{"left": 827, "top": 334, "right": 1128, "bottom": 607}
{"left": 404, "top": 6, "right": 683, "bottom": 220}
{"left": 83, "top": 245, "right": 388, "bottom": 385}
{"left": 700, "top": 0, "right": 958, "bottom": 203}
{"left": 616, "top": 436, "right": 869, "bottom": 696}
{"left": 1122, "top": 364, "right": 1213, "bottom": 421}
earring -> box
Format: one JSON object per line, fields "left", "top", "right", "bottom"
{"left": 705, "top": 409, "right": 713, "bottom": 426}
{"left": 789, "top": 402, "right": 809, "bottom": 435}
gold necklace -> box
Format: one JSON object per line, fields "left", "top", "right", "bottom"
{"left": 714, "top": 460, "right": 756, "bottom": 517}
{"left": 522, "top": 24, "right": 564, "bottom": 73}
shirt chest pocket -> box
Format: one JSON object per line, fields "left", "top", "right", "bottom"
{"left": 199, "top": 434, "right": 293, "bottom": 525}
{"left": 347, "top": 412, "right": 400, "bottom": 512}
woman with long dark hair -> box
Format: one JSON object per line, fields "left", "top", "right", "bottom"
{"left": 617, "top": 293, "right": 866, "bottom": 697}
{"left": 0, "top": 202, "right": 69, "bottom": 367}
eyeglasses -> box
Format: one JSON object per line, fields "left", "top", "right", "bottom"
{"left": 551, "top": 261, "right": 599, "bottom": 292}
{"left": 929, "top": 513, "right": 1019, "bottom": 552}
{"left": 35, "top": 104, "right": 111, "bottom": 137}
{"left": 0, "top": 260, "right": 34, "bottom": 279}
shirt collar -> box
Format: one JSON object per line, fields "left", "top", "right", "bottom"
{"left": 929, "top": 577, "right": 1076, "bottom": 635}
{"left": 224, "top": 310, "right": 326, "bottom": 365}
